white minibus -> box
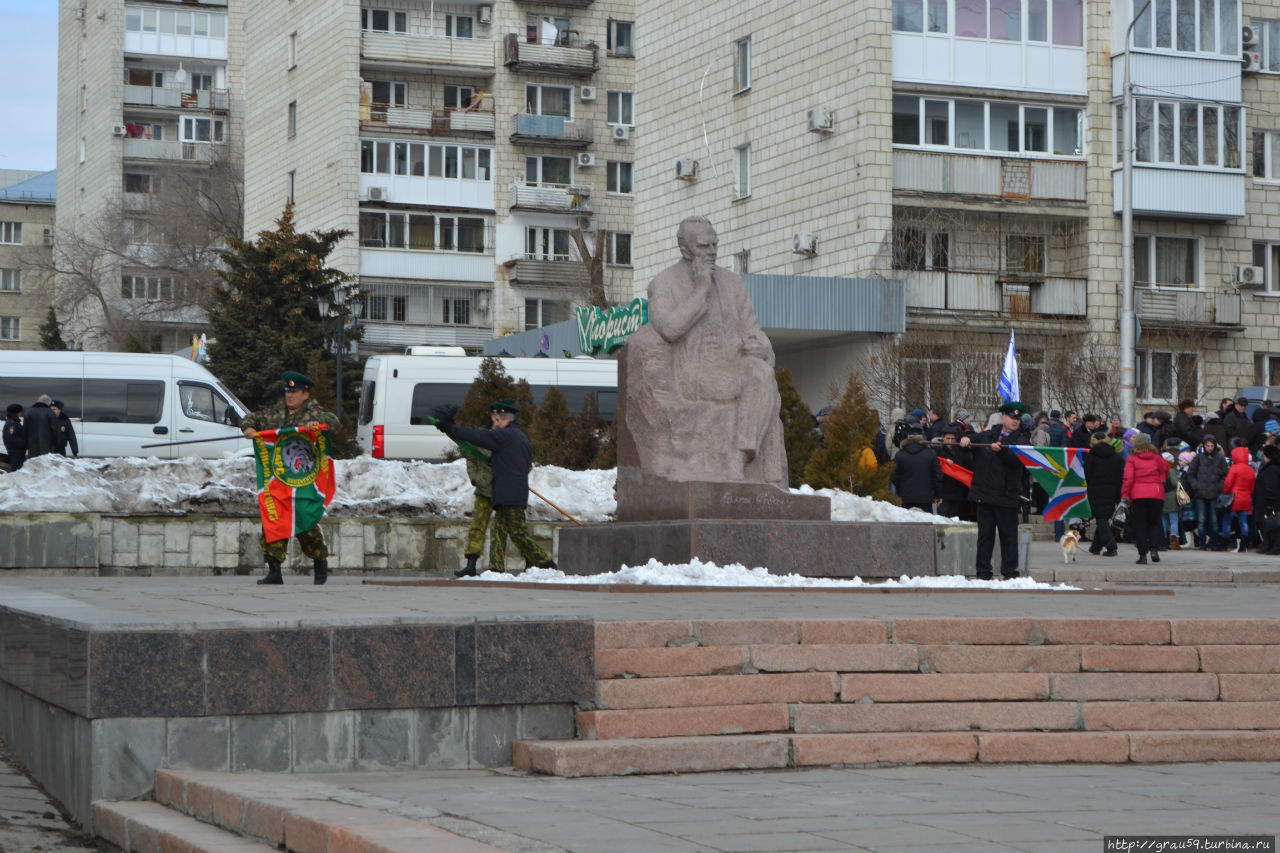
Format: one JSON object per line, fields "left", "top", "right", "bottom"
{"left": 0, "top": 352, "right": 250, "bottom": 459}
{"left": 356, "top": 349, "right": 617, "bottom": 460}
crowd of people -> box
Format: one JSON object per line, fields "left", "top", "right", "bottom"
{"left": 879, "top": 396, "right": 1280, "bottom": 566}
{"left": 1, "top": 395, "right": 78, "bottom": 471}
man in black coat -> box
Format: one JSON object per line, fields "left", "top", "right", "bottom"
{"left": 1069, "top": 414, "right": 1102, "bottom": 448}
{"left": 1253, "top": 444, "right": 1280, "bottom": 554}
{"left": 1171, "top": 399, "right": 1204, "bottom": 448}
{"left": 1224, "top": 397, "right": 1253, "bottom": 447}
{"left": 1082, "top": 432, "right": 1124, "bottom": 555}
{"left": 889, "top": 433, "right": 942, "bottom": 512}
{"left": 435, "top": 398, "right": 556, "bottom": 573}
{"left": 934, "top": 425, "right": 975, "bottom": 520}
{"left": 3, "top": 404, "right": 26, "bottom": 471}
{"left": 23, "top": 395, "right": 59, "bottom": 459}
{"left": 1183, "top": 436, "right": 1230, "bottom": 550}
{"left": 959, "top": 400, "right": 1030, "bottom": 580}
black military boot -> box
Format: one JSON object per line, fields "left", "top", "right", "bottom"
{"left": 313, "top": 558, "right": 328, "bottom": 585}
{"left": 455, "top": 554, "right": 479, "bottom": 578}
{"left": 257, "top": 559, "right": 283, "bottom": 585}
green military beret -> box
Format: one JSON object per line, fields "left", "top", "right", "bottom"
{"left": 999, "top": 401, "right": 1028, "bottom": 416}
{"left": 488, "top": 398, "right": 519, "bottom": 414}
{"left": 283, "top": 371, "right": 314, "bottom": 391}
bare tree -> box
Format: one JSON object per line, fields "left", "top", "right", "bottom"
{"left": 570, "top": 226, "right": 609, "bottom": 308}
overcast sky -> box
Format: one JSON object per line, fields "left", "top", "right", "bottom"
{"left": 0, "top": 2, "right": 58, "bottom": 173}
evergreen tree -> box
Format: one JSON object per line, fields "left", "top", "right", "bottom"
{"left": 591, "top": 421, "right": 617, "bottom": 469}
{"left": 531, "top": 386, "right": 572, "bottom": 466}
{"left": 804, "top": 372, "right": 896, "bottom": 502}
{"left": 304, "top": 351, "right": 361, "bottom": 459}
{"left": 512, "top": 379, "right": 538, "bottom": 436}
{"left": 207, "top": 204, "right": 352, "bottom": 411}
{"left": 563, "top": 391, "right": 607, "bottom": 470}
{"left": 458, "top": 357, "right": 515, "bottom": 427}
{"left": 39, "top": 307, "right": 67, "bottom": 351}
{"left": 777, "top": 369, "right": 818, "bottom": 488}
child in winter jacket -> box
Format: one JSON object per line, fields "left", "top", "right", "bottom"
{"left": 1220, "top": 446, "right": 1256, "bottom": 552}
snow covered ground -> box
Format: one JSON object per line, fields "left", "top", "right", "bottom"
{"left": 2, "top": 454, "right": 1073, "bottom": 589}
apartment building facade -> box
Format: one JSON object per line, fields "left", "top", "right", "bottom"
{"left": 634, "top": 0, "right": 1280, "bottom": 419}
{"left": 56, "top": 0, "right": 241, "bottom": 352}
{"left": 238, "top": 0, "right": 638, "bottom": 355}
{"left": 0, "top": 171, "right": 57, "bottom": 351}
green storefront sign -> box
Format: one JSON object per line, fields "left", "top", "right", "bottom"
{"left": 576, "top": 297, "right": 648, "bottom": 354}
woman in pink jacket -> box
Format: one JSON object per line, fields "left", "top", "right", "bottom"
{"left": 1219, "top": 446, "right": 1256, "bottom": 552}
{"left": 1121, "top": 433, "right": 1169, "bottom": 564}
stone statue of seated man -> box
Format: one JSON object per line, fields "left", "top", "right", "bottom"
{"left": 619, "top": 216, "right": 788, "bottom": 489}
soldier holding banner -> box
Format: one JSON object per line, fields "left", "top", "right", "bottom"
{"left": 242, "top": 371, "right": 339, "bottom": 585}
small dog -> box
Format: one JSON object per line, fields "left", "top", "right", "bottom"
{"left": 1060, "top": 528, "right": 1082, "bottom": 564}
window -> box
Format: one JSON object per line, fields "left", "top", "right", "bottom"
{"left": 893, "top": 0, "right": 925, "bottom": 32}
{"left": 441, "top": 290, "right": 471, "bottom": 325}
{"left": 179, "top": 382, "right": 236, "bottom": 424}
{"left": 1259, "top": 354, "right": 1280, "bottom": 386}
{"left": 0, "top": 222, "right": 20, "bottom": 245}
{"left": 361, "top": 211, "right": 487, "bottom": 252}
{"left": 0, "top": 317, "right": 18, "bottom": 341}
{"left": 1134, "top": 235, "right": 1199, "bottom": 287}
{"left": 892, "top": 226, "right": 950, "bottom": 270}
{"left": 369, "top": 80, "right": 407, "bottom": 107}
{"left": 895, "top": 95, "right": 1081, "bottom": 156}
{"left": 606, "top": 91, "right": 633, "bottom": 126}
{"left": 607, "top": 161, "right": 633, "bottom": 194}
{"left": 121, "top": 274, "right": 174, "bottom": 300}
{"left": 1005, "top": 235, "right": 1046, "bottom": 274}
{"left": 525, "top": 84, "right": 572, "bottom": 118}
{"left": 1257, "top": 19, "right": 1280, "bottom": 72}
{"left": 125, "top": 6, "right": 227, "bottom": 40}
{"left": 525, "top": 155, "right": 573, "bottom": 186}
{"left": 525, "top": 299, "right": 570, "bottom": 330}
{"left": 361, "top": 8, "right": 407, "bottom": 33}
{"left": 361, "top": 140, "right": 491, "bottom": 180}
{"left": 1136, "top": 350, "right": 1198, "bottom": 403}
{"left": 525, "top": 227, "right": 572, "bottom": 260}
{"left": 1132, "top": 0, "right": 1237, "bottom": 55}
{"left": 363, "top": 292, "right": 407, "bottom": 323}
{"left": 123, "top": 218, "right": 154, "bottom": 243}
{"left": 287, "top": 101, "right": 297, "bottom": 138}
{"left": 526, "top": 14, "right": 570, "bottom": 45}
{"left": 445, "top": 14, "right": 473, "bottom": 38}
{"left": 1253, "top": 241, "right": 1280, "bottom": 293}
{"left": 180, "top": 115, "right": 225, "bottom": 143}
{"left": 733, "top": 36, "right": 751, "bottom": 93}
{"left": 288, "top": 31, "right": 297, "bottom": 68}
{"left": 0, "top": 270, "right": 19, "bottom": 291}
{"left": 287, "top": 170, "right": 295, "bottom": 205}
{"left": 608, "top": 20, "right": 633, "bottom": 56}
{"left": 443, "top": 84, "right": 474, "bottom": 109}
{"left": 1252, "top": 130, "right": 1280, "bottom": 179}
{"left": 734, "top": 143, "right": 750, "bottom": 198}
{"left": 903, "top": 346, "right": 952, "bottom": 413}
{"left": 123, "top": 173, "right": 159, "bottom": 194}
{"left": 609, "top": 232, "right": 632, "bottom": 266}
{"left": 1130, "top": 98, "right": 1242, "bottom": 168}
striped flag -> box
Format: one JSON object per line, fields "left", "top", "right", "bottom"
{"left": 253, "top": 426, "right": 336, "bottom": 542}
{"left": 1012, "top": 445, "right": 1091, "bottom": 521}
{"left": 999, "top": 329, "right": 1019, "bottom": 403}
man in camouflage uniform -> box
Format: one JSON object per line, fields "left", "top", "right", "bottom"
{"left": 241, "top": 371, "right": 339, "bottom": 585}
{"left": 457, "top": 447, "right": 493, "bottom": 577}
{"left": 437, "top": 399, "right": 556, "bottom": 573}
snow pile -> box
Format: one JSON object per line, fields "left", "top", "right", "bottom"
{"left": 463, "top": 557, "right": 1077, "bottom": 590}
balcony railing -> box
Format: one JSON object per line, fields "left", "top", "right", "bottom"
{"left": 905, "top": 270, "right": 1087, "bottom": 317}
{"left": 121, "top": 139, "right": 220, "bottom": 162}
{"left": 503, "top": 33, "right": 598, "bottom": 76}
{"left": 509, "top": 181, "right": 591, "bottom": 213}
{"left": 508, "top": 255, "right": 589, "bottom": 288}
{"left": 359, "top": 102, "right": 496, "bottom": 135}
{"left": 123, "top": 85, "right": 228, "bottom": 111}
{"left": 509, "top": 114, "right": 592, "bottom": 147}
{"left": 894, "top": 150, "right": 1087, "bottom": 204}
{"left": 1134, "top": 287, "right": 1242, "bottom": 328}
{"left": 360, "top": 32, "right": 496, "bottom": 73}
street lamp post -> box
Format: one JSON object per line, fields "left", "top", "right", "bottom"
{"left": 317, "top": 285, "right": 362, "bottom": 419}
{"left": 1120, "top": 0, "right": 1153, "bottom": 428}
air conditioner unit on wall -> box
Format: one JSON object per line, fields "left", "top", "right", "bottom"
{"left": 611, "top": 125, "right": 630, "bottom": 141}
{"left": 111, "top": 125, "right": 127, "bottom": 137}
{"left": 1244, "top": 25, "right": 1259, "bottom": 47}
{"left": 1244, "top": 51, "right": 1262, "bottom": 72}
{"left": 368, "top": 187, "right": 388, "bottom": 201}
{"left": 1237, "top": 265, "right": 1265, "bottom": 286}
{"left": 579, "top": 86, "right": 596, "bottom": 101}
{"left": 806, "top": 107, "right": 834, "bottom": 133}
{"left": 477, "top": 4, "right": 493, "bottom": 24}
{"left": 793, "top": 232, "right": 817, "bottom": 256}
{"left": 674, "top": 158, "right": 698, "bottom": 180}
{"left": 577, "top": 152, "right": 595, "bottom": 167}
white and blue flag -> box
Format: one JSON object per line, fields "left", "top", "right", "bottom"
{"left": 999, "top": 329, "right": 1019, "bottom": 403}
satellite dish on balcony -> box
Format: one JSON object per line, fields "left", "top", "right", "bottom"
{"left": 174, "top": 63, "right": 187, "bottom": 85}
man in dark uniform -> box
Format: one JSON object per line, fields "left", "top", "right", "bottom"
{"left": 51, "top": 400, "right": 79, "bottom": 457}
{"left": 959, "top": 400, "right": 1030, "bottom": 580}
{"left": 3, "top": 404, "right": 26, "bottom": 471}
{"left": 436, "top": 399, "right": 556, "bottom": 573}
{"left": 241, "top": 371, "right": 339, "bottom": 585}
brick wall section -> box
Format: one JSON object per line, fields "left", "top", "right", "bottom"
{"left": 512, "top": 617, "right": 1280, "bottom": 774}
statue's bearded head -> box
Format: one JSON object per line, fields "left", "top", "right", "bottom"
{"left": 677, "top": 216, "right": 717, "bottom": 281}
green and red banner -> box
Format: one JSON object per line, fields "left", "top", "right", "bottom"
{"left": 253, "top": 426, "right": 335, "bottom": 542}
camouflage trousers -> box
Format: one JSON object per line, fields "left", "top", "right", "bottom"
{"left": 489, "top": 506, "right": 552, "bottom": 572}
{"left": 260, "top": 525, "right": 328, "bottom": 564}
{"left": 465, "top": 493, "right": 493, "bottom": 557}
